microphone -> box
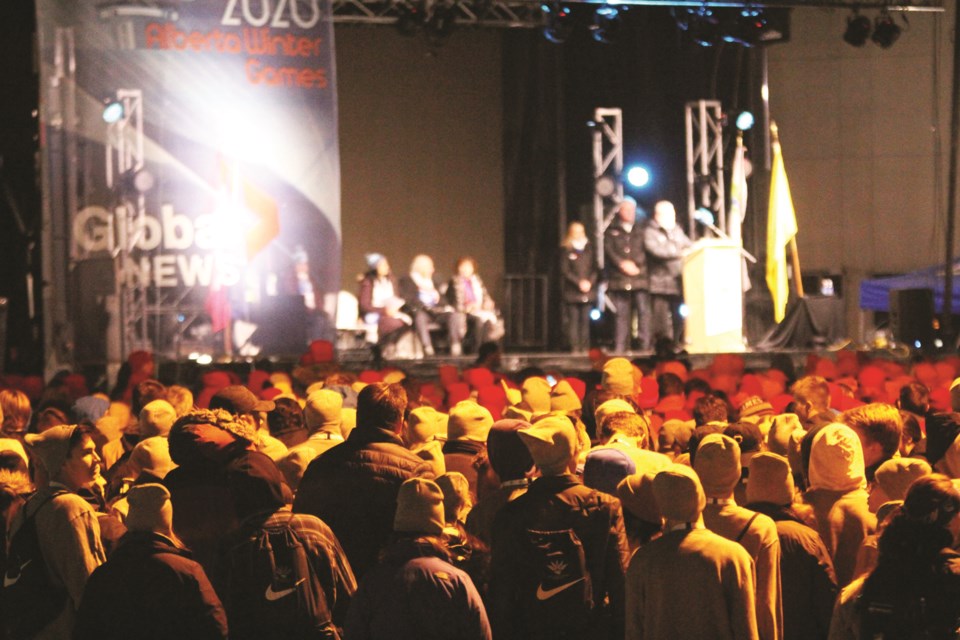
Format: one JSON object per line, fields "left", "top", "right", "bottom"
{"left": 693, "top": 208, "right": 757, "bottom": 264}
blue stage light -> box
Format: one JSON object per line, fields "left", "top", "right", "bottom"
{"left": 736, "top": 111, "right": 755, "bottom": 131}
{"left": 678, "top": 303, "right": 690, "bottom": 319}
{"left": 589, "top": 308, "right": 603, "bottom": 321}
{"left": 626, "top": 166, "right": 650, "bottom": 188}
{"left": 102, "top": 100, "right": 124, "bottom": 124}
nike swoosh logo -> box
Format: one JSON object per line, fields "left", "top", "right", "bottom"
{"left": 3, "top": 560, "right": 31, "bottom": 588}
{"left": 536, "top": 577, "right": 585, "bottom": 601}
{"left": 265, "top": 583, "right": 297, "bottom": 601}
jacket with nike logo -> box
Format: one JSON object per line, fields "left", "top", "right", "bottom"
{"left": 489, "top": 474, "right": 630, "bottom": 640}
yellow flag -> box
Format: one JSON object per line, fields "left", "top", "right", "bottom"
{"left": 766, "top": 128, "right": 798, "bottom": 323}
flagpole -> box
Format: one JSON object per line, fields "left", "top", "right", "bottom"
{"left": 770, "top": 121, "right": 804, "bottom": 299}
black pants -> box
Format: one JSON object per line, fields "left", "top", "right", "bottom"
{"left": 651, "top": 293, "right": 683, "bottom": 345}
{"left": 413, "top": 308, "right": 456, "bottom": 353}
{"left": 564, "top": 303, "right": 591, "bottom": 352}
{"left": 609, "top": 289, "right": 651, "bottom": 353}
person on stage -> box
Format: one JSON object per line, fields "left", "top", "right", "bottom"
{"left": 447, "top": 257, "right": 503, "bottom": 356}
{"left": 398, "top": 254, "right": 455, "bottom": 357}
{"left": 559, "top": 221, "right": 598, "bottom": 353}
{"left": 643, "top": 200, "right": 692, "bottom": 349}
{"left": 604, "top": 197, "right": 650, "bottom": 353}
{"left": 358, "top": 254, "right": 411, "bottom": 347}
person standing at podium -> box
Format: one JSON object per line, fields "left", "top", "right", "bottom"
{"left": 605, "top": 197, "right": 650, "bottom": 353}
{"left": 644, "top": 200, "right": 692, "bottom": 349}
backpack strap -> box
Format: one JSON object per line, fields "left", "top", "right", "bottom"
{"left": 735, "top": 513, "right": 761, "bottom": 544}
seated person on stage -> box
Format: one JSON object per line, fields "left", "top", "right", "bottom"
{"left": 398, "top": 254, "right": 456, "bottom": 357}
{"left": 358, "top": 253, "right": 411, "bottom": 347}
{"left": 446, "top": 256, "right": 503, "bottom": 356}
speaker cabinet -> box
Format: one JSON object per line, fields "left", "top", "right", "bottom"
{"left": 889, "top": 288, "right": 935, "bottom": 347}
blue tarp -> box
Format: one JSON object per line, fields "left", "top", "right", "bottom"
{"left": 859, "top": 260, "right": 960, "bottom": 312}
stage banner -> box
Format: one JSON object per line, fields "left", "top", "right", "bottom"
{"left": 37, "top": 0, "right": 340, "bottom": 364}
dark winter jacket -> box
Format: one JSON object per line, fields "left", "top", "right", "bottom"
{"left": 293, "top": 425, "right": 434, "bottom": 579}
{"left": 642, "top": 221, "right": 692, "bottom": 295}
{"left": 489, "top": 474, "right": 630, "bottom": 640}
{"left": 344, "top": 536, "right": 492, "bottom": 640}
{"left": 560, "top": 242, "right": 599, "bottom": 304}
{"left": 442, "top": 439, "right": 486, "bottom": 501}
{"left": 604, "top": 221, "right": 648, "bottom": 291}
{"left": 73, "top": 531, "right": 228, "bottom": 640}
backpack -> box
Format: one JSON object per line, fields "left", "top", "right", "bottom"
{"left": 2, "top": 490, "right": 69, "bottom": 640}
{"left": 225, "top": 512, "right": 339, "bottom": 640}
{"left": 517, "top": 495, "right": 598, "bottom": 640}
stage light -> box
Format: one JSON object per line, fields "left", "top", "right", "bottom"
{"left": 595, "top": 174, "right": 618, "bottom": 197}
{"left": 395, "top": 3, "right": 423, "bottom": 36}
{"left": 196, "top": 354, "right": 213, "bottom": 365}
{"left": 674, "top": 7, "right": 720, "bottom": 47}
{"left": 843, "top": 13, "right": 871, "bottom": 46}
{"left": 736, "top": 111, "right": 755, "bottom": 131}
{"left": 590, "top": 6, "right": 622, "bottom": 44}
{"left": 724, "top": 7, "right": 767, "bottom": 46}
{"left": 678, "top": 303, "right": 689, "bottom": 318}
{"left": 872, "top": 12, "right": 900, "bottom": 48}
{"left": 694, "top": 207, "right": 715, "bottom": 226}
{"left": 590, "top": 308, "right": 602, "bottom": 321}
{"left": 426, "top": 3, "right": 457, "bottom": 45}
{"left": 626, "top": 166, "right": 650, "bottom": 188}
{"left": 541, "top": 2, "right": 573, "bottom": 44}
{"left": 102, "top": 100, "right": 124, "bottom": 124}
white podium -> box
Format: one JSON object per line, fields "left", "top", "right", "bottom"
{"left": 682, "top": 239, "right": 744, "bottom": 353}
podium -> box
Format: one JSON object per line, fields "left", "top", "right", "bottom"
{"left": 682, "top": 239, "right": 744, "bottom": 353}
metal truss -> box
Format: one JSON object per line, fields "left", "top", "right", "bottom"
{"left": 330, "top": 0, "right": 942, "bottom": 27}
{"left": 685, "top": 99, "right": 726, "bottom": 240}
{"left": 592, "top": 107, "right": 623, "bottom": 272}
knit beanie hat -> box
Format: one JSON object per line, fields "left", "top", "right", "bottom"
{"left": 404, "top": 406, "right": 448, "bottom": 448}
{"left": 659, "top": 419, "right": 696, "bottom": 452}
{"left": 486, "top": 419, "right": 534, "bottom": 481}
{"left": 412, "top": 440, "right": 447, "bottom": 477}
{"left": 125, "top": 483, "right": 173, "bottom": 534}
{"left": 24, "top": 425, "right": 78, "bottom": 476}
{"left": 602, "top": 358, "right": 636, "bottom": 396}
{"left": 808, "top": 423, "right": 867, "bottom": 492}
{"left": 518, "top": 416, "right": 578, "bottom": 475}
{"left": 520, "top": 377, "right": 552, "bottom": 414}
{"left": 502, "top": 405, "right": 533, "bottom": 422}
{"left": 875, "top": 457, "right": 932, "bottom": 501}
{"left": 447, "top": 401, "right": 494, "bottom": 443}
{"left": 693, "top": 433, "right": 742, "bottom": 498}
{"left": 394, "top": 477, "right": 446, "bottom": 535}
{"left": 583, "top": 447, "right": 637, "bottom": 496}
{"left": 501, "top": 379, "right": 522, "bottom": 407}
{"left": 304, "top": 389, "right": 342, "bottom": 434}
{"left": 550, "top": 380, "right": 582, "bottom": 414}
{"left": 74, "top": 396, "right": 110, "bottom": 424}
{"left": 653, "top": 464, "right": 706, "bottom": 523}
{"left": 129, "top": 436, "right": 178, "bottom": 480}
{"left": 617, "top": 472, "right": 662, "bottom": 524}
{"left": 436, "top": 472, "right": 472, "bottom": 523}
{"left": 140, "top": 400, "right": 177, "bottom": 437}
{"left": 746, "top": 452, "right": 795, "bottom": 506}
{"left": 340, "top": 408, "right": 358, "bottom": 440}
{"left": 594, "top": 399, "right": 636, "bottom": 428}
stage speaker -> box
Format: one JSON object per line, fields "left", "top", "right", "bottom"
{"left": 889, "top": 288, "right": 935, "bottom": 347}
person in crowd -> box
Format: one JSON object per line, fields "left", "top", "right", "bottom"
{"left": 279, "top": 389, "right": 345, "bottom": 490}
{"left": 223, "top": 452, "right": 356, "bottom": 638}
{"left": 559, "top": 221, "right": 598, "bottom": 353}
{"left": 74, "top": 484, "right": 228, "bottom": 640}
{"left": 443, "top": 400, "right": 494, "bottom": 501}
{"left": 0, "top": 388, "right": 31, "bottom": 438}
{"left": 294, "top": 383, "right": 434, "bottom": 579}
{"left": 794, "top": 375, "right": 837, "bottom": 486}
{"left": 604, "top": 197, "right": 650, "bottom": 353}
{"left": 694, "top": 433, "right": 783, "bottom": 640}
{"left": 642, "top": 200, "right": 691, "bottom": 349}
{"left": 209, "top": 385, "right": 287, "bottom": 462}
{"left": 345, "top": 477, "right": 492, "bottom": 640}
{"left": 745, "top": 452, "right": 838, "bottom": 640}
{"left": 265, "top": 396, "right": 309, "bottom": 449}
{"left": 466, "top": 419, "right": 533, "bottom": 545}
{"left": 447, "top": 256, "right": 503, "bottom": 356}
{"left": 10, "top": 425, "right": 106, "bottom": 639}
{"left": 615, "top": 472, "right": 663, "bottom": 550}
{"left": 829, "top": 474, "right": 960, "bottom": 640}
{"left": 490, "top": 415, "right": 629, "bottom": 640}
{"left": 840, "top": 403, "right": 903, "bottom": 482}
{"left": 398, "top": 253, "right": 456, "bottom": 357}
{"left": 165, "top": 384, "right": 195, "bottom": 417}
{"left": 584, "top": 411, "right": 670, "bottom": 495}
{"left": 358, "top": 253, "right": 412, "bottom": 348}
{"left": 803, "top": 423, "right": 876, "bottom": 587}
{"left": 626, "top": 464, "right": 759, "bottom": 640}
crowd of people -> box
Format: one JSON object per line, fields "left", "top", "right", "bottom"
{"left": 359, "top": 197, "right": 692, "bottom": 358}
{"left": 4, "top": 345, "right": 960, "bottom": 638}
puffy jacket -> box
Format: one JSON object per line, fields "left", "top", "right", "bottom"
{"left": 643, "top": 221, "right": 691, "bottom": 295}
{"left": 74, "top": 531, "right": 228, "bottom": 640}
{"left": 604, "top": 221, "right": 648, "bottom": 291}
{"left": 293, "top": 425, "right": 434, "bottom": 578}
